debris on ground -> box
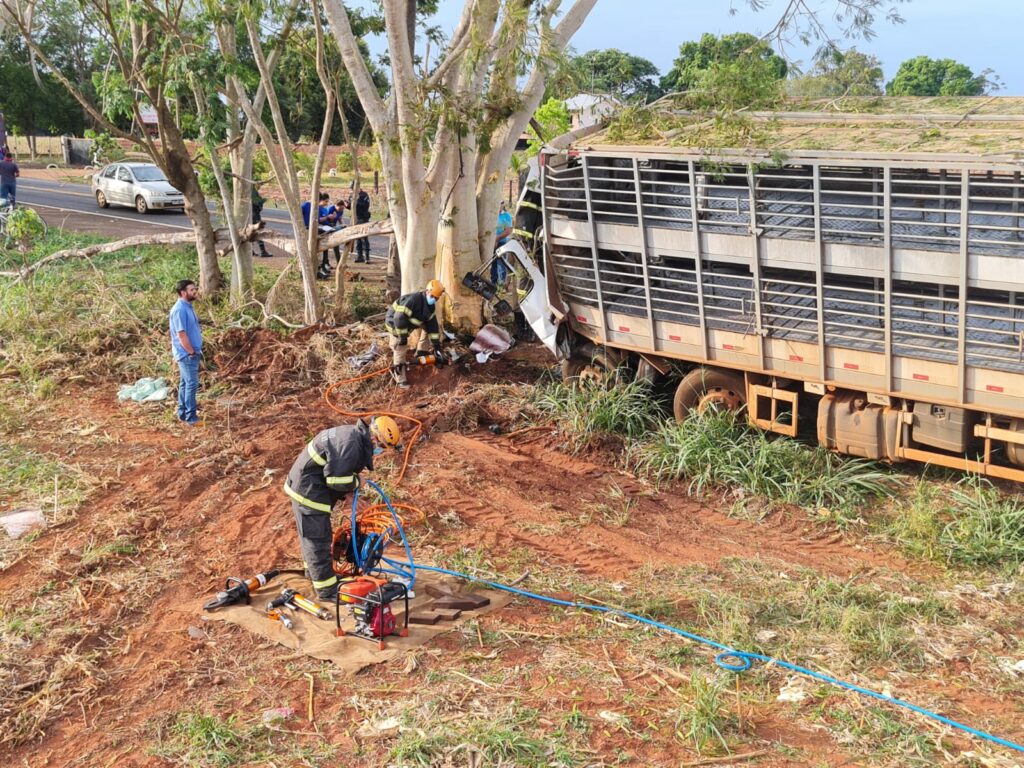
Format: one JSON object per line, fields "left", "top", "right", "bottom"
{"left": 469, "top": 324, "right": 514, "bottom": 362}
{"left": 777, "top": 676, "right": 810, "bottom": 703}
{"left": 0, "top": 508, "right": 45, "bottom": 538}
{"left": 346, "top": 341, "right": 380, "bottom": 370}
{"left": 117, "top": 377, "right": 169, "bottom": 402}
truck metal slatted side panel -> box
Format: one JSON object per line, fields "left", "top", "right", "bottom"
{"left": 542, "top": 152, "right": 1024, "bottom": 394}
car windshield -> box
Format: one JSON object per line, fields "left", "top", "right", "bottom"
{"left": 132, "top": 166, "right": 167, "bottom": 182}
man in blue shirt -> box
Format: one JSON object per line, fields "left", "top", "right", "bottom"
{"left": 301, "top": 192, "right": 341, "bottom": 279}
{"left": 169, "top": 279, "right": 203, "bottom": 425}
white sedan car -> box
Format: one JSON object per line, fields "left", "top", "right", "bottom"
{"left": 92, "top": 162, "right": 185, "bottom": 214}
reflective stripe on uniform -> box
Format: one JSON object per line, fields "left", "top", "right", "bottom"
{"left": 513, "top": 228, "right": 534, "bottom": 239}
{"left": 408, "top": 316, "right": 423, "bottom": 326}
{"left": 326, "top": 475, "right": 355, "bottom": 486}
{"left": 387, "top": 326, "right": 409, "bottom": 336}
{"left": 283, "top": 481, "right": 332, "bottom": 513}
{"left": 517, "top": 200, "right": 541, "bottom": 211}
{"left": 391, "top": 301, "right": 413, "bottom": 316}
{"left": 428, "top": 333, "right": 440, "bottom": 340}
{"left": 313, "top": 574, "right": 338, "bottom": 589}
{"left": 307, "top": 442, "right": 327, "bottom": 466}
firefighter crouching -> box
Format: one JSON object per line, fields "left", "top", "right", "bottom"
{"left": 284, "top": 417, "right": 402, "bottom": 601}
{"left": 385, "top": 279, "right": 447, "bottom": 387}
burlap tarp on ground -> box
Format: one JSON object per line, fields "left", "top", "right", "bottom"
{"left": 205, "top": 573, "right": 512, "bottom": 675}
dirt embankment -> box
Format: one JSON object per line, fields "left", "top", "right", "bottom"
{"left": 1, "top": 330, "right": 1021, "bottom": 767}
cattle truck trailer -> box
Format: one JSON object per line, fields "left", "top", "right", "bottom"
{"left": 532, "top": 97, "right": 1024, "bottom": 481}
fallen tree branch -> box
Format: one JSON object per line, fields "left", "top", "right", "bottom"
{"left": 6, "top": 225, "right": 259, "bottom": 283}
{"left": 3, "top": 219, "right": 394, "bottom": 283}
{"left": 258, "top": 218, "right": 395, "bottom": 258}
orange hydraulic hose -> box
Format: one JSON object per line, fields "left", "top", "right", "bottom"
{"left": 323, "top": 366, "right": 429, "bottom": 576}
{"left": 323, "top": 367, "right": 423, "bottom": 485}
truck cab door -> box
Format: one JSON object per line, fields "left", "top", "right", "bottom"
{"left": 494, "top": 240, "right": 563, "bottom": 354}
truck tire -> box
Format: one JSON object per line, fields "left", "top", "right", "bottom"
{"left": 561, "top": 351, "right": 617, "bottom": 385}
{"left": 673, "top": 368, "right": 746, "bottom": 421}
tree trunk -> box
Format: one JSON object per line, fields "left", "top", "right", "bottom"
{"left": 403, "top": 212, "right": 439, "bottom": 294}
{"left": 156, "top": 107, "right": 224, "bottom": 295}
{"left": 437, "top": 145, "right": 485, "bottom": 329}
{"left": 386, "top": 234, "right": 401, "bottom": 303}
{"left": 180, "top": 180, "right": 223, "bottom": 296}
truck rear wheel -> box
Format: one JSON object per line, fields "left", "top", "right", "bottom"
{"left": 673, "top": 368, "right": 746, "bottom": 421}
{"left": 561, "top": 351, "right": 617, "bottom": 385}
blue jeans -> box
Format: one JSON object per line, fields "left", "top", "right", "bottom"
{"left": 0, "top": 182, "right": 15, "bottom": 206}
{"left": 176, "top": 354, "right": 200, "bottom": 423}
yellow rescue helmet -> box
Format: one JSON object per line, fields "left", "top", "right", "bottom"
{"left": 425, "top": 279, "right": 445, "bottom": 299}
{"left": 370, "top": 415, "right": 402, "bottom": 447}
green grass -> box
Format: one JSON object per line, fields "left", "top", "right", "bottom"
{"left": 80, "top": 537, "right": 139, "bottom": 567}
{"left": 533, "top": 376, "right": 660, "bottom": 453}
{"left": 671, "top": 559, "right": 953, "bottom": 671}
{"left": 390, "top": 703, "right": 580, "bottom": 767}
{"left": 151, "top": 710, "right": 335, "bottom": 767}
{"left": 0, "top": 231, "right": 280, "bottom": 382}
{"left": 812, "top": 696, "right": 938, "bottom": 764}
{"left": 630, "top": 410, "right": 898, "bottom": 516}
{"left": 673, "top": 673, "right": 736, "bottom": 755}
{"left": 884, "top": 475, "right": 1024, "bottom": 570}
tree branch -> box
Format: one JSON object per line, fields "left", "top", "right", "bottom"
{"left": 321, "top": 0, "right": 389, "bottom": 133}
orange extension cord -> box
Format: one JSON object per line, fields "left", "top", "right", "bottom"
{"left": 323, "top": 367, "right": 427, "bottom": 576}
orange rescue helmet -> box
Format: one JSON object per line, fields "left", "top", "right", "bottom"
{"left": 370, "top": 415, "right": 402, "bottom": 447}
{"left": 425, "top": 279, "right": 445, "bottom": 299}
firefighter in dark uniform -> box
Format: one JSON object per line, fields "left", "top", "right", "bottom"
{"left": 385, "top": 279, "right": 447, "bottom": 387}
{"left": 512, "top": 188, "right": 543, "bottom": 262}
{"left": 284, "top": 416, "right": 402, "bottom": 600}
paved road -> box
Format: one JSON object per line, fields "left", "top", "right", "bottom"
{"left": 17, "top": 177, "right": 391, "bottom": 254}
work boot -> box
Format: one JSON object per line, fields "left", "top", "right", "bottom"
{"left": 390, "top": 363, "right": 409, "bottom": 388}
{"left": 316, "top": 584, "right": 339, "bottom": 603}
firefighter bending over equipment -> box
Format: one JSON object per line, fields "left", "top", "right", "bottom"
{"left": 385, "top": 279, "right": 448, "bottom": 387}
{"left": 284, "top": 417, "right": 402, "bottom": 601}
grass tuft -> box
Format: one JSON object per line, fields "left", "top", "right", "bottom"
{"left": 674, "top": 672, "right": 735, "bottom": 755}
{"left": 533, "top": 376, "right": 659, "bottom": 453}
{"left": 885, "top": 474, "right": 1024, "bottom": 569}
{"left": 630, "top": 410, "right": 898, "bottom": 515}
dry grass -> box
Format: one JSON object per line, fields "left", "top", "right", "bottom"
{"left": 0, "top": 500, "right": 182, "bottom": 749}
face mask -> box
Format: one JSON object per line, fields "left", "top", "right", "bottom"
{"left": 426, "top": 295, "right": 437, "bottom": 306}
{"left": 373, "top": 446, "right": 384, "bottom": 456}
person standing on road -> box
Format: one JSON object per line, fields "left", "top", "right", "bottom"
{"left": 284, "top": 417, "right": 402, "bottom": 601}
{"left": 169, "top": 279, "right": 203, "bottom": 425}
{"left": 353, "top": 188, "right": 372, "bottom": 263}
{"left": 251, "top": 186, "right": 270, "bottom": 258}
{"left": 0, "top": 152, "right": 19, "bottom": 207}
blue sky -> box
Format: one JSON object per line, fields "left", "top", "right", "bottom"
{"left": 376, "top": 0, "right": 1024, "bottom": 94}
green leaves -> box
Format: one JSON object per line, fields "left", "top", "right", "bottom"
{"left": 886, "top": 56, "right": 990, "bottom": 97}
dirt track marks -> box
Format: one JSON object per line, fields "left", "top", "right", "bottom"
{"left": 427, "top": 431, "right": 900, "bottom": 580}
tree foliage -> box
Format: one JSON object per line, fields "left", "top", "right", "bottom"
{"left": 526, "top": 97, "right": 570, "bottom": 156}
{"left": 886, "top": 55, "right": 989, "bottom": 97}
{"left": 660, "top": 32, "right": 787, "bottom": 96}
{"left": 572, "top": 48, "right": 661, "bottom": 103}
{"left": 0, "top": 34, "right": 86, "bottom": 137}
{"left": 789, "top": 47, "right": 884, "bottom": 100}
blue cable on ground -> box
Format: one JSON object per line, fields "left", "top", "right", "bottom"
{"left": 366, "top": 486, "right": 1024, "bottom": 756}
{"left": 350, "top": 480, "right": 417, "bottom": 587}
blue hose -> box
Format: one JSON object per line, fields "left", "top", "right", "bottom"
{"left": 349, "top": 480, "right": 417, "bottom": 587}
{"left": 365, "top": 485, "right": 1024, "bottom": 755}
